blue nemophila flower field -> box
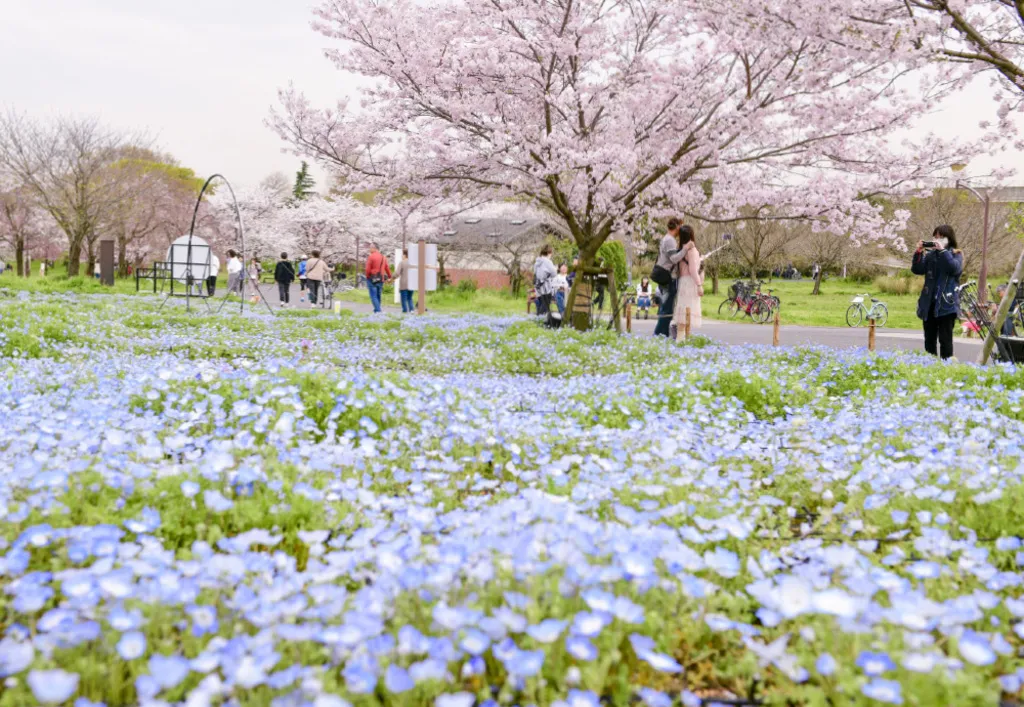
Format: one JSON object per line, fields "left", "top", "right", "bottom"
{"left": 0, "top": 293, "right": 1023, "bottom": 706}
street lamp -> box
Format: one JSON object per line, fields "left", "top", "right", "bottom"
{"left": 951, "top": 162, "right": 991, "bottom": 303}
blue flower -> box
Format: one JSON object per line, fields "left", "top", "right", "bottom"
{"left": 116, "top": 631, "right": 146, "bottom": 661}
{"left": 526, "top": 619, "right": 567, "bottom": 644}
{"left": 958, "top": 631, "right": 996, "bottom": 666}
{"left": 148, "top": 654, "right": 190, "bottom": 691}
{"left": 856, "top": 651, "right": 896, "bottom": 676}
{"left": 861, "top": 678, "right": 903, "bottom": 704}
{"left": 566, "top": 636, "right": 598, "bottom": 661}
{"left": 435, "top": 692, "right": 475, "bottom": 707}
{"left": 0, "top": 637, "right": 33, "bottom": 676}
{"left": 555, "top": 690, "right": 600, "bottom": 707}
{"left": 638, "top": 688, "right": 672, "bottom": 707}
{"left": 28, "top": 669, "right": 79, "bottom": 704}
{"left": 385, "top": 664, "right": 414, "bottom": 693}
{"left": 812, "top": 652, "right": 835, "bottom": 676}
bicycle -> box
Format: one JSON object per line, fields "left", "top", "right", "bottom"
{"left": 719, "top": 280, "right": 776, "bottom": 324}
{"left": 845, "top": 293, "right": 888, "bottom": 328}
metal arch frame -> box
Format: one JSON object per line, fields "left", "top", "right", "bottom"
{"left": 184, "top": 173, "right": 273, "bottom": 316}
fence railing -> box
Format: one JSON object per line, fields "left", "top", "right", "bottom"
{"left": 135, "top": 262, "right": 172, "bottom": 293}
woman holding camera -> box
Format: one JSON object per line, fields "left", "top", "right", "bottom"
{"left": 912, "top": 225, "right": 963, "bottom": 360}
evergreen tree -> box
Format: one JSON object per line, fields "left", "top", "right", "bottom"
{"left": 292, "top": 162, "right": 316, "bottom": 201}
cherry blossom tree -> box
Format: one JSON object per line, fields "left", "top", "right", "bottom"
{"left": 100, "top": 155, "right": 204, "bottom": 275}
{"left": 271, "top": 0, "right": 968, "bottom": 283}
{"left": 894, "top": 1, "right": 1024, "bottom": 145}
{"left": 0, "top": 111, "right": 141, "bottom": 275}
{"left": 0, "top": 189, "right": 48, "bottom": 276}
{"left": 276, "top": 196, "right": 395, "bottom": 263}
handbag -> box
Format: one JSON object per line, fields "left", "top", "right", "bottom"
{"left": 650, "top": 264, "right": 673, "bottom": 287}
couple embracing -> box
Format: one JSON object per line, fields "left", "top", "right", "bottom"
{"left": 651, "top": 218, "right": 704, "bottom": 340}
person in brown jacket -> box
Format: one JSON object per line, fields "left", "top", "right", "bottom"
{"left": 305, "top": 250, "right": 331, "bottom": 307}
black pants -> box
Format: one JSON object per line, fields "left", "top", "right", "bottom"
{"left": 307, "top": 280, "right": 321, "bottom": 305}
{"left": 206, "top": 276, "right": 217, "bottom": 296}
{"left": 536, "top": 293, "right": 552, "bottom": 316}
{"left": 654, "top": 280, "right": 677, "bottom": 337}
{"left": 923, "top": 303, "right": 956, "bottom": 360}
{"left": 277, "top": 281, "right": 290, "bottom": 304}
{"left": 299, "top": 278, "right": 306, "bottom": 291}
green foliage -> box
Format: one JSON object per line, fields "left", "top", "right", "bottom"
{"left": 874, "top": 274, "right": 920, "bottom": 295}
{"left": 293, "top": 161, "right": 317, "bottom": 200}
{"left": 597, "top": 240, "right": 628, "bottom": 287}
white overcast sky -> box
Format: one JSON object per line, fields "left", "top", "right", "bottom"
{"left": 1, "top": 0, "right": 1020, "bottom": 190}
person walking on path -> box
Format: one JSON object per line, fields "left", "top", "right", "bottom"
{"left": 673, "top": 229, "right": 704, "bottom": 340}
{"left": 274, "top": 252, "right": 296, "bottom": 307}
{"left": 365, "top": 244, "right": 392, "bottom": 313}
{"left": 653, "top": 219, "right": 691, "bottom": 337}
{"left": 298, "top": 256, "right": 307, "bottom": 291}
{"left": 226, "top": 250, "right": 243, "bottom": 294}
{"left": 206, "top": 255, "right": 220, "bottom": 296}
{"left": 305, "top": 250, "right": 330, "bottom": 307}
{"left": 912, "top": 225, "right": 964, "bottom": 360}
{"left": 396, "top": 249, "right": 414, "bottom": 313}
{"left": 533, "top": 245, "right": 558, "bottom": 317}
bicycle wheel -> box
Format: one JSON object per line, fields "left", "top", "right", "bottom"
{"left": 752, "top": 299, "right": 772, "bottom": 324}
{"left": 719, "top": 298, "right": 738, "bottom": 317}
{"left": 870, "top": 304, "right": 888, "bottom": 328}
{"left": 846, "top": 304, "right": 863, "bottom": 328}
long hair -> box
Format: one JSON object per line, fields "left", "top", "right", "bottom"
{"left": 934, "top": 225, "right": 958, "bottom": 250}
{"left": 678, "top": 225, "right": 695, "bottom": 246}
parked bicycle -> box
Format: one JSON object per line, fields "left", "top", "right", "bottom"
{"left": 845, "top": 293, "right": 888, "bottom": 328}
{"left": 718, "top": 280, "right": 779, "bottom": 324}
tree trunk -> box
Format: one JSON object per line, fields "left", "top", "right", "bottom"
{"left": 711, "top": 269, "right": 719, "bottom": 296}
{"left": 67, "top": 239, "right": 83, "bottom": 277}
{"left": 566, "top": 243, "right": 601, "bottom": 331}
{"left": 118, "top": 237, "right": 128, "bottom": 278}
{"left": 812, "top": 269, "right": 822, "bottom": 295}
{"left": 86, "top": 240, "right": 96, "bottom": 277}
{"left": 14, "top": 241, "right": 24, "bottom": 278}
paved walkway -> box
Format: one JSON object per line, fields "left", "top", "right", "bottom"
{"left": 256, "top": 282, "right": 982, "bottom": 358}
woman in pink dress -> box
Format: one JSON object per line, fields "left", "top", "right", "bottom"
{"left": 673, "top": 227, "right": 703, "bottom": 340}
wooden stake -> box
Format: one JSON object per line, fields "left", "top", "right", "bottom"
{"left": 773, "top": 311, "right": 780, "bottom": 346}
{"left": 685, "top": 307, "right": 692, "bottom": 340}
{"left": 868, "top": 318, "right": 876, "bottom": 352}
{"left": 625, "top": 298, "right": 632, "bottom": 334}
{"left": 417, "top": 239, "right": 426, "bottom": 315}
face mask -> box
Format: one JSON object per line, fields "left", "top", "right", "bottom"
{"left": 936, "top": 237, "right": 949, "bottom": 249}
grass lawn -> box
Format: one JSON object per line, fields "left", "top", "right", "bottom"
{"left": 703, "top": 277, "right": 922, "bottom": 329}
{"left": 335, "top": 283, "right": 531, "bottom": 316}
{"left": 1, "top": 269, "right": 985, "bottom": 331}
{"left": 337, "top": 278, "right": 930, "bottom": 329}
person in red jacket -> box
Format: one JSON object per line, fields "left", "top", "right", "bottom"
{"left": 365, "top": 244, "right": 392, "bottom": 313}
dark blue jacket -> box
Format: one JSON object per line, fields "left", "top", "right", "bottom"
{"left": 911, "top": 248, "right": 963, "bottom": 320}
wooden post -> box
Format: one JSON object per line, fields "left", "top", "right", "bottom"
{"left": 99, "top": 239, "right": 115, "bottom": 286}
{"left": 773, "top": 311, "right": 780, "bottom": 346}
{"left": 626, "top": 298, "right": 632, "bottom": 334}
{"left": 417, "top": 239, "right": 426, "bottom": 315}
{"left": 868, "top": 318, "right": 876, "bottom": 352}
{"left": 685, "top": 307, "right": 692, "bottom": 340}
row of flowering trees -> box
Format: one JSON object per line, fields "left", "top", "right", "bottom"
{"left": 209, "top": 186, "right": 402, "bottom": 264}
{"left": 269, "top": 0, "right": 1024, "bottom": 281}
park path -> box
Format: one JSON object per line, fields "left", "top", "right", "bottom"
{"left": 255, "top": 282, "right": 982, "bottom": 358}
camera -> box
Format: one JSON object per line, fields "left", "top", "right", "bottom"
{"left": 921, "top": 241, "right": 936, "bottom": 249}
